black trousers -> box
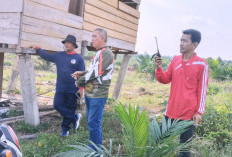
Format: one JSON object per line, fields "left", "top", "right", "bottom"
{"left": 53, "top": 91, "right": 78, "bottom": 132}
{"left": 165, "top": 116, "right": 195, "bottom": 157}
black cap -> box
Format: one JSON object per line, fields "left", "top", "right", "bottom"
{"left": 62, "top": 35, "right": 78, "bottom": 48}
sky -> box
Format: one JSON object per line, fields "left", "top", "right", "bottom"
{"left": 135, "top": 0, "right": 232, "bottom": 60}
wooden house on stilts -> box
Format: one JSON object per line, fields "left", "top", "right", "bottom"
{"left": 0, "top": 0, "right": 141, "bottom": 125}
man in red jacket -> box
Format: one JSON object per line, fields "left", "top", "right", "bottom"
{"left": 155, "top": 29, "right": 209, "bottom": 157}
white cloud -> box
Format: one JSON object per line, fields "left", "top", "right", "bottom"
{"left": 177, "top": 15, "right": 203, "bottom": 26}
{"left": 147, "top": 0, "right": 178, "bottom": 9}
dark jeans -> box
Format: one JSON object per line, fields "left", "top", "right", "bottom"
{"left": 165, "top": 116, "right": 195, "bottom": 157}
{"left": 53, "top": 91, "right": 78, "bottom": 132}
{"left": 85, "top": 96, "right": 107, "bottom": 151}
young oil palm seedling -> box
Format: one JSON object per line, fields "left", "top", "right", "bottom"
{"left": 55, "top": 103, "right": 194, "bottom": 157}
{"left": 115, "top": 103, "right": 149, "bottom": 157}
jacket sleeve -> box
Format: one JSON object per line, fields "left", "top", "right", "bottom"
{"left": 76, "top": 49, "right": 113, "bottom": 85}
{"left": 155, "top": 58, "right": 175, "bottom": 84}
{"left": 36, "top": 48, "right": 57, "bottom": 63}
{"left": 196, "top": 62, "right": 209, "bottom": 115}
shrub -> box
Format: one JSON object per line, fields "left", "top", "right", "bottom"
{"left": 207, "top": 129, "right": 232, "bottom": 149}
{"left": 196, "top": 103, "right": 232, "bottom": 136}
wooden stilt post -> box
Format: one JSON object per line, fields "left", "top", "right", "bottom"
{"left": 6, "top": 56, "right": 19, "bottom": 93}
{"left": 113, "top": 54, "right": 131, "bottom": 99}
{"left": 18, "top": 54, "right": 40, "bottom": 126}
{"left": 0, "top": 53, "right": 4, "bottom": 99}
{"left": 81, "top": 40, "right": 88, "bottom": 57}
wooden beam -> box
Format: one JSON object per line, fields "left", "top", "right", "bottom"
{"left": 83, "top": 22, "right": 136, "bottom": 43}
{"left": 85, "top": 4, "right": 138, "bottom": 31}
{"left": 119, "top": 1, "right": 140, "bottom": 18}
{"left": 0, "top": 53, "right": 4, "bottom": 99}
{"left": 0, "top": 48, "right": 22, "bottom": 53}
{"left": 113, "top": 54, "right": 131, "bottom": 99}
{"left": 86, "top": 0, "right": 139, "bottom": 24}
{"left": 23, "top": 0, "right": 83, "bottom": 30}
{"left": 81, "top": 40, "right": 89, "bottom": 57}
{"left": 84, "top": 12, "right": 137, "bottom": 37}
{"left": 0, "top": 0, "right": 23, "bottom": 12}
{"left": 0, "top": 13, "right": 21, "bottom": 44}
{"left": 18, "top": 54, "right": 40, "bottom": 126}
{"left": 30, "top": 0, "right": 70, "bottom": 12}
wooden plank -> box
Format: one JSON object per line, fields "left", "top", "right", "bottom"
{"left": 30, "top": 0, "right": 70, "bottom": 12}
{"left": 0, "top": 53, "right": 4, "bottom": 98}
{"left": 23, "top": 0, "right": 83, "bottom": 29}
{"left": 83, "top": 22, "right": 136, "bottom": 43}
{"left": 85, "top": 4, "right": 138, "bottom": 31}
{"left": 84, "top": 13, "right": 137, "bottom": 37}
{"left": 113, "top": 54, "right": 131, "bottom": 99}
{"left": 20, "top": 32, "right": 82, "bottom": 52}
{"left": 0, "top": 13, "right": 20, "bottom": 44}
{"left": 82, "top": 30, "right": 135, "bottom": 51}
{"left": 22, "top": 16, "right": 82, "bottom": 41}
{"left": 21, "top": 32, "right": 64, "bottom": 51}
{"left": 0, "top": 0, "right": 23, "bottom": 12}
{"left": 86, "top": 0, "right": 138, "bottom": 24}
{"left": 119, "top": 1, "right": 140, "bottom": 18}
{"left": 18, "top": 54, "right": 40, "bottom": 126}
{"left": 100, "top": 0, "right": 118, "bottom": 8}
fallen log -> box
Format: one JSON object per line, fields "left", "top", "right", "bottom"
{"left": 0, "top": 110, "right": 57, "bottom": 124}
{"left": 18, "top": 133, "right": 38, "bottom": 140}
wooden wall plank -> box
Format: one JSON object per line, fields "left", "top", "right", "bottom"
{"left": 84, "top": 13, "right": 137, "bottom": 37}
{"left": 30, "top": 0, "right": 70, "bottom": 12}
{"left": 0, "top": 0, "right": 23, "bottom": 12}
{"left": 20, "top": 32, "right": 81, "bottom": 52}
{"left": 86, "top": 0, "right": 138, "bottom": 25}
{"left": 22, "top": 16, "right": 82, "bottom": 41}
{"left": 0, "top": 13, "right": 20, "bottom": 44}
{"left": 82, "top": 30, "right": 135, "bottom": 51}
{"left": 83, "top": 22, "right": 136, "bottom": 43}
{"left": 118, "top": 1, "right": 140, "bottom": 18}
{"left": 23, "top": 0, "right": 83, "bottom": 29}
{"left": 100, "top": 0, "right": 118, "bottom": 8}
{"left": 85, "top": 4, "right": 138, "bottom": 31}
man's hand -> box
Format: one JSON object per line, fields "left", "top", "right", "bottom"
{"left": 193, "top": 113, "right": 202, "bottom": 126}
{"left": 154, "top": 56, "right": 162, "bottom": 69}
{"left": 71, "top": 71, "right": 83, "bottom": 80}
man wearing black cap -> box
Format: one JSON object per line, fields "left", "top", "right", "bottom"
{"left": 30, "top": 35, "right": 85, "bottom": 137}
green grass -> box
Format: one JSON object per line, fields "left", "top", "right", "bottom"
{"left": 2, "top": 53, "right": 232, "bottom": 156}
{"left": 19, "top": 111, "right": 121, "bottom": 157}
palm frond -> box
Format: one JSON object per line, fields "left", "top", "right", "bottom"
{"left": 54, "top": 139, "right": 121, "bottom": 157}
{"left": 146, "top": 116, "right": 194, "bottom": 157}
{"left": 115, "top": 103, "right": 149, "bottom": 157}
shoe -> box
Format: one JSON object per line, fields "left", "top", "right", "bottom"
{"left": 61, "top": 130, "right": 69, "bottom": 137}
{"left": 73, "top": 113, "right": 82, "bottom": 130}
